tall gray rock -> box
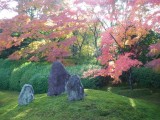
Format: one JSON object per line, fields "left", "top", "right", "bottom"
{"left": 47, "top": 61, "right": 70, "bottom": 96}
{"left": 66, "top": 75, "right": 84, "bottom": 101}
{"left": 18, "top": 84, "right": 34, "bottom": 105}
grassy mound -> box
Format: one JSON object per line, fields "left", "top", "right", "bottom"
{"left": 0, "top": 89, "right": 160, "bottom": 120}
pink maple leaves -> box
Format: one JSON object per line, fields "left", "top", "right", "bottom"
{"left": 147, "top": 43, "right": 160, "bottom": 57}
{"left": 113, "top": 53, "right": 142, "bottom": 81}
{"left": 146, "top": 42, "right": 160, "bottom": 73}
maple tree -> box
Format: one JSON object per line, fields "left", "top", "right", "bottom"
{"left": 0, "top": 0, "right": 102, "bottom": 63}
{"left": 0, "top": 0, "right": 159, "bottom": 81}
{"left": 79, "top": 0, "right": 160, "bottom": 86}
{"left": 0, "top": 0, "right": 86, "bottom": 62}
{"left": 71, "top": 22, "right": 101, "bottom": 58}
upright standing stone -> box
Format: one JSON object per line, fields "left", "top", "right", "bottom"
{"left": 18, "top": 84, "right": 34, "bottom": 105}
{"left": 66, "top": 75, "right": 84, "bottom": 101}
{"left": 47, "top": 61, "right": 70, "bottom": 96}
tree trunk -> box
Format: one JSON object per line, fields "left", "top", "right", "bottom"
{"left": 128, "top": 69, "right": 133, "bottom": 90}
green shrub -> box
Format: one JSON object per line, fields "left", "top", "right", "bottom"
{"left": 0, "top": 59, "right": 104, "bottom": 92}
{"left": 0, "top": 59, "right": 51, "bottom": 93}
{"left": 66, "top": 64, "right": 106, "bottom": 89}
{"left": 0, "top": 68, "right": 10, "bottom": 89}
{"left": 29, "top": 73, "right": 48, "bottom": 94}
{"left": 0, "top": 59, "right": 22, "bottom": 90}
{"left": 81, "top": 76, "right": 110, "bottom": 89}
{"left": 66, "top": 64, "right": 100, "bottom": 76}
{"left": 0, "top": 59, "right": 106, "bottom": 93}
{"left": 9, "top": 62, "right": 32, "bottom": 91}
{"left": 132, "top": 67, "right": 160, "bottom": 88}
{"left": 20, "top": 63, "right": 40, "bottom": 87}
{"left": 9, "top": 62, "right": 50, "bottom": 92}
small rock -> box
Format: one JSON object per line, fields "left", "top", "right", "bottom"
{"left": 18, "top": 84, "right": 34, "bottom": 105}
{"left": 66, "top": 75, "right": 84, "bottom": 101}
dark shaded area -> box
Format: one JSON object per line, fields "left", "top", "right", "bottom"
{"left": 0, "top": 29, "right": 3, "bottom": 33}
{"left": 81, "top": 76, "right": 111, "bottom": 89}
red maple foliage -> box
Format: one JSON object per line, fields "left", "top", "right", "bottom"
{"left": 0, "top": 0, "right": 86, "bottom": 62}
{"left": 81, "top": 0, "right": 160, "bottom": 82}
{"left": 0, "top": 0, "right": 159, "bottom": 79}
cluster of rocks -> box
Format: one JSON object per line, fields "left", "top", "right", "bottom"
{"left": 18, "top": 61, "right": 85, "bottom": 106}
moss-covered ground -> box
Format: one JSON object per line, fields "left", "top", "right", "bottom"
{"left": 0, "top": 89, "right": 160, "bottom": 120}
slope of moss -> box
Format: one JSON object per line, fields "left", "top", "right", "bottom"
{"left": 0, "top": 89, "right": 160, "bottom": 120}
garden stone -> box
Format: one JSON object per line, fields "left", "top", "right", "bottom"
{"left": 47, "top": 61, "right": 70, "bottom": 96}
{"left": 18, "top": 84, "right": 34, "bottom": 106}
{"left": 66, "top": 75, "right": 84, "bottom": 101}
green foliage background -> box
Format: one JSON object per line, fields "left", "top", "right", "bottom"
{"left": 132, "top": 67, "right": 160, "bottom": 88}
{"left": 1, "top": 58, "right": 160, "bottom": 93}
{"left": 0, "top": 59, "right": 106, "bottom": 93}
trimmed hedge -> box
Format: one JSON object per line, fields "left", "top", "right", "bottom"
{"left": 132, "top": 67, "right": 160, "bottom": 88}
{"left": 0, "top": 59, "right": 23, "bottom": 90}
{"left": 9, "top": 62, "right": 51, "bottom": 93}
{"left": 81, "top": 76, "right": 110, "bottom": 89}
{"left": 1, "top": 59, "right": 160, "bottom": 93}
{"left": 0, "top": 59, "right": 51, "bottom": 93}
{"left": 0, "top": 59, "right": 104, "bottom": 93}
{"left": 28, "top": 73, "right": 48, "bottom": 93}
{"left": 0, "top": 68, "right": 10, "bottom": 89}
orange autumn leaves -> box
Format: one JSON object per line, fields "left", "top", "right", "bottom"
{"left": 0, "top": 7, "right": 84, "bottom": 62}
{"left": 106, "top": 23, "right": 149, "bottom": 48}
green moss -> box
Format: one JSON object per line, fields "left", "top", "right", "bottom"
{"left": 0, "top": 89, "right": 160, "bottom": 120}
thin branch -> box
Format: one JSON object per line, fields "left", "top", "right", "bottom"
{"left": 109, "top": 33, "right": 124, "bottom": 54}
